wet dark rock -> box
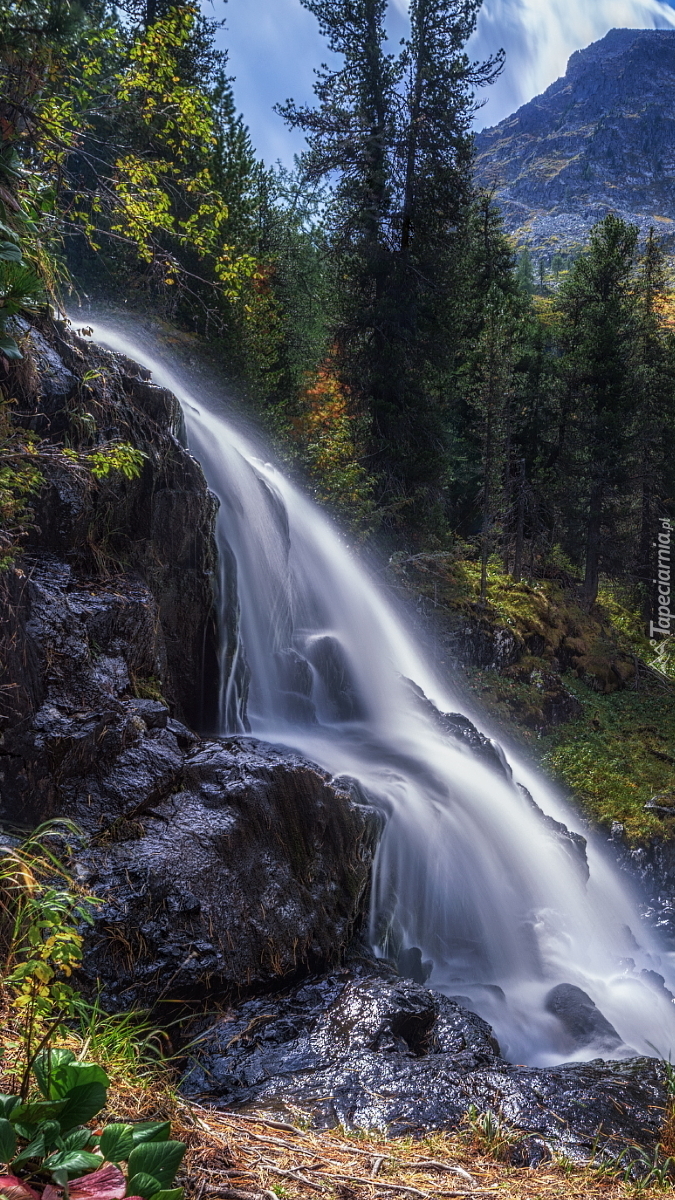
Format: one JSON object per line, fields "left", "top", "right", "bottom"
{"left": 518, "top": 785, "right": 589, "bottom": 881}
{"left": 544, "top": 984, "right": 623, "bottom": 1054}
{"left": 0, "top": 561, "right": 379, "bottom": 1009}
{"left": 402, "top": 678, "right": 509, "bottom": 777}
{"left": 397, "top": 946, "right": 433, "bottom": 985}
{"left": 78, "top": 740, "right": 378, "bottom": 1008}
{"left": 166, "top": 717, "right": 200, "bottom": 748}
{"left": 645, "top": 794, "right": 675, "bottom": 816}
{"left": 307, "top": 635, "right": 365, "bottom": 721}
{"left": 125, "top": 699, "right": 169, "bottom": 729}
{"left": 0, "top": 559, "right": 173, "bottom": 826}
{"left": 607, "top": 829, "right": 675, "bottom": 946}
{"left": 7, "top": 317, "right": 219, "bottom": 729}
{"left": 508, "top": 1136, "right": 553, "bottom": 1168}
{"left": 181, "top": 965, "right": 668, "bottom": 1156}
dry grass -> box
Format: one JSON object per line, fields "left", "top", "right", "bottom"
{"left": 1, "top": 1010, "right": 673, "bottom": 1200}
{"left": 136, "top": 1104, "right": 675, "bottom": 1200}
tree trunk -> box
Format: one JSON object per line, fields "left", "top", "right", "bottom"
{"left": 513, "top": 458, "right": 526, "bottom": 582}
{"left": 583, "top": 480, "right": 603, "bottom": 608}
{"left": 400, "top": 0, "right": 427, "bottom": 252}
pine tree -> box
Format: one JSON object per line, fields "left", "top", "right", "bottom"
{"left": 279, "top": 0, "right": 502, "bottom": 538}
{"left": 555, "top": 214, "right": 640, "bottom": 606}
{"left": 633, "top": 230, "right": 675, "bottom": 617}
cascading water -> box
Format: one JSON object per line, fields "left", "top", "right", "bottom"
{"left": 88, "top": 319, "right": 675, "bottom": 1067}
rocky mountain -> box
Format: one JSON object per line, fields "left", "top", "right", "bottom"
{"left": 474, "top": 28, "right": 675, "bottom": 259}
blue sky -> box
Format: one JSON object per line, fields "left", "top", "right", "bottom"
{"left": 210, "top": 0, "right": 675, "bottom": 164}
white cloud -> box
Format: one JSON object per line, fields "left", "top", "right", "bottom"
{"left": 471, "top": 0, "right": 675, "bottom": 126}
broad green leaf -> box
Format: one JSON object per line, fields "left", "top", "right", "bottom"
{"left": 126, "top": 1143, "right": 185, "bottom": 1191}
{"left": 99, "top": 1124, "right": 134, "bottom": 1162}
{"left": 61, "top": 1128, "right": 93, "bottom": 1152}
{"left": 33, "top": 1049, "right": 76, "bottom": 1099}
{"left": 150, "top": 1188, "right": 183, "bottom": 1200}
{"left": 57, "top": 1083, "right": 107, "bottom": 1133}
{"left": 0, "top": 333, "right": 22, "bottom": 360}
{"left": 0, "top": 242, "right": 22, "bottom": 263}
{"left": 10, "top": 1099, "right": 66, "bottom": 1127}
{"left": 12, "top": 1118, "right": 60, "bottom": 1163}
{"left": 130, "top": 1123, "right": 170, "bottom": 1146}
{"left": 125, "top": 1173, "right": 162, "bottom": 1200}
{"left": 0, "top": 1119, "right": 16, "bottom": 1165}
{"left": 0, "top": 1099, "right": 19, "bottom": 1121}
{"left": 38, "top": 1059, "right": 108, "bottom": 1103}
{"left": 43, "top": 1149, "right": 102, "bottom": 1178}
{"left": 11, "top": 1131, "right": 46, "bottom": 1166}
{"left": 60, "top": 1064, "right": 110, "bottom": 1095}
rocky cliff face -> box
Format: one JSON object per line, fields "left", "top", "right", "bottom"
{"left": 0, "top": 317, "right": 377, "bottom": 1004}
{"left": 475, "top": 28, "right": 675, "bottom": 256}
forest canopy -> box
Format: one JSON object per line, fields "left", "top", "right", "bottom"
{"left": 1, "top": 0, "right": 674, "bottom": 613}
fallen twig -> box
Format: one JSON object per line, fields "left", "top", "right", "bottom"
{"left": 223, "top": 1111, "right": 307, "bottom": 1137}
{"left": 260, "top": 1161, "right": 327, "bottom": 1192}
{"left": 286, "top": 1166, "right": 497, "bottom": 1198}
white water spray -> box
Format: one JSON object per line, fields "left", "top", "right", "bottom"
{"left": 87, "top": 319, "right": 675, "bottom": 1067}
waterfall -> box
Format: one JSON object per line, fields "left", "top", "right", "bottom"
{"left": 88, "top": 319, "right": 675, "bottom": 1068}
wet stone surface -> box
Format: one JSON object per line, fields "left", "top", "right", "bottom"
{"left": 77, "top": 739, "right": 380, "bottom": 1008}
{"left": 181, "top": 963, "right": 669, "bottom": 1159}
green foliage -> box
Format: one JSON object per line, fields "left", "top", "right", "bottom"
{"left": 278, "top": 0, "right": 504, "bottom": 536}
{"left": 541, "top": 683, "right": 675, "bottom": 841}
{"left": 0, "top": 1051, "right": 185, "bottom": 1192}
{"left": 88, "top": 444, "right": 146, "bottom": 482}
{"left": 0, "top": 824, "right": 96, "bottom": 1080}
{"left": 127, "top": 1141, "right": 185, "bottom": 1191}
{"left": 464, "top": 1105, "right": 521, "bottom": 1162}
{"left": 0, "top": 830, "right": 185, "bottom": 1197}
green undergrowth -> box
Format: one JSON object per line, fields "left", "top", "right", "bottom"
{"left": 392, "top": 551, "right": 655, "bottom": 678}
{"left": 394, "top": 552, "right": 675, "bottom": 843}
{"left": 468, "top": 667, "right": 675, "bottom": 841}
{"left": 541, "top": 682, "right": 675, "bottom": 841}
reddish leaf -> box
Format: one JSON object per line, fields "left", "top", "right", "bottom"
{"left": 0, "top": 1176, "right": 40, "bottom": 1200}
{"left": 69, "top": 1167, "right": 126, "bottom": 1200}
{"left": 40, "top": 1167, "right": 127, "bottom": 1200}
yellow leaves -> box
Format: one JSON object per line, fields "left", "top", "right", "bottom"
{"left": 288, "top": 365, "right": 377, "bottom": 530}
{"left": 104, "top": 9, "right": 254, "bottom": 301}
{"left": 117, "top": 7, "right": 213, "bottom": 157}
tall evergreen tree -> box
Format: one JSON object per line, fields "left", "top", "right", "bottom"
{"left": 279, "top": 0, "right": 501, "bottom": 538}
{"left": 555, "top": 214, "right": 640, "bottom": 606}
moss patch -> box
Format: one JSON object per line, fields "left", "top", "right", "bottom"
{"left": 541, "top": 681, "right": 675, "bottom": 841}
{"left": 393, "top": 554, "right": 675, "bottom": 843}
{"left": 391, "top": 554, "right": 654, "bottom": 693}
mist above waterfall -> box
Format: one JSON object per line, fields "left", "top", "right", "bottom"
{"left": 87, "top": 319, "right": 675, "bottom": 1069}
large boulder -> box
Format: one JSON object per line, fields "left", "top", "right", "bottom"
{"left": 77, "top": 740, "right": 379, "bottom": 1008}
{"left": 181, "top": 962, "right": 669, "bottom": 1159}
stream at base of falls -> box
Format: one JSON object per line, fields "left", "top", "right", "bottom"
{"left": 87, "top": 317, "right": 675, "bottom": 1069}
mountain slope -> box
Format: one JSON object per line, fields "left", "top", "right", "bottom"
{"left": 474, "top": 28, "right": 675, "bottom": 255}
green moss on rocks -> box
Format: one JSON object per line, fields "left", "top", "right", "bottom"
{"left": 392, "top": 553, "right": 675, "bottom": 843}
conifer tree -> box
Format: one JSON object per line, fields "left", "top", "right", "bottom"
{"left": 555, "top": 214, "right": 640, "bottom": 606}
{"left": 279, "top": 0, "right": 502, "bottom": 538}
